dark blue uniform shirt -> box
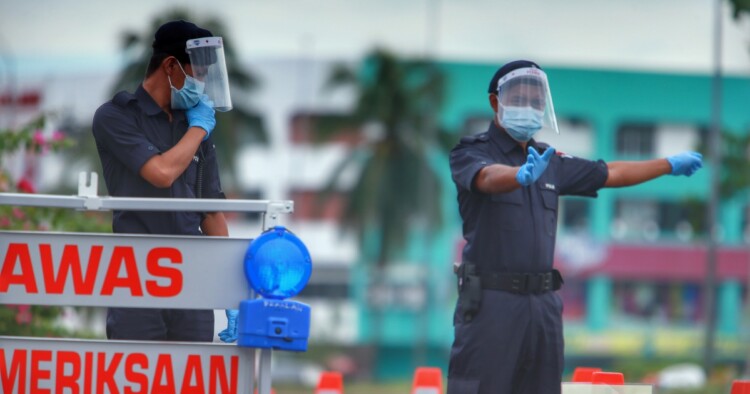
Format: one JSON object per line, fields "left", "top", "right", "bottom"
{"left": 92, "top": 85, "right": 225, "bottom": 236}
{"left": 450, "top": 122, "right": 608, "bottom": 274}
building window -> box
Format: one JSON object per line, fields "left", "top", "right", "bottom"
{"left": 612, "top": 281, "right": 702, "bottom": 324}
{"left": 536, "top": 117, "right": 593, "bottom": 157}
{"left": 611, "top": 199, "right": 660, "bottom": 241}
{"left": 654, "top": 123, "right": 702, "bottom": 157}
{"left": 616, "top": 123, "right": 655, "bottom": 157}
{"left": 658, "top": 200, "right": 706, "bottom": 241}
{"left": 612, "top": 199, "right": 706, "bottom": 242}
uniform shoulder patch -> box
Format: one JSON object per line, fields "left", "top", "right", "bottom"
{"left": 556, "top": 151, "right": 575, "bottom": 159}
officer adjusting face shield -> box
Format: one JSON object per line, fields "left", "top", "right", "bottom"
{"left": 186, "top": 36, "right": 232, "bottom": 112}
{"left": 495, "top": 67, "right": 559, "bottom": 142}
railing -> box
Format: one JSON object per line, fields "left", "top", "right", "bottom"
{"left": 0, "top": 172, "right": 295, "bottom": 394}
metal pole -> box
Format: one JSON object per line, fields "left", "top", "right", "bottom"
{"left": 703, "top": 0, "right": 723, "bottom": 374}
{"left": 257, "top": 349, "right": 273, "bottom": 394}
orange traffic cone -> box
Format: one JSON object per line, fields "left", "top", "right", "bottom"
{"left": 412, "top": 367, "right": 443, "bottom": 394}
{"left": 731, "top": 380, "right": 750, "bottom": 394}
{"left": 315, "top": 371, "right": 344, "bottom": 394}
{"left": 591, "top": 371, "right": 624, "bottom": 385}
{"left": 571, "top": 367, "right": 602, "bottom": 382}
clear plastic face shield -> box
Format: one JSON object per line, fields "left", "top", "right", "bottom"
{"left": 496, "top": 67, "right": 558, "bottom": 141}
{"left": 186, "top": 37, "right": 232, "bottom": 112}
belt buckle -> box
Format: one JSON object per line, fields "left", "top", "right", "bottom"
{"left": 527, "top": 274, "right": 541, "bottom": 293}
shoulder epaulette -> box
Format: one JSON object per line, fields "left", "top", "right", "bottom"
{"left": 112, "top": 91, "right": 136, "bottom": 108}
{"left": 460, "top": 132, "right": 490, "bottom": 144}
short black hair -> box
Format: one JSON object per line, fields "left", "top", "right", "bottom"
{"left": 487, "top": 60, "right": 542, "bottom": 94}
{"left": 146, "top": 20, "right": 212, "bottom": 76}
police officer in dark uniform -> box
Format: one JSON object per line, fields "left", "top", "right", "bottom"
{"left": 447, "top": 60, "right": 703, "bottom": 393}
{"left": 92, "top": 20, "right": 231, "bottom": 342}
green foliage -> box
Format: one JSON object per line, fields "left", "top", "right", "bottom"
{"left": 0, "top": 116, "right": 74, "bottom": 158}
{"left": 0, "top": 306, "right": 76, "bottom": 338}
{"left": 729, "top": 0, "right": 750, "bottom": 18}
{"left": 1, "top": 116, "right": 110, "bottom": 338}
{"left": 322, "top": 49, "right": 446, "bottom": 266}
{"left": 717, "top": 132, "right": 750, "bottom": 199}
{"left": 696, "top": 130, "right": 750, "bottom": 200}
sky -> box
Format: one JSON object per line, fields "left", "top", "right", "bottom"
{"left": 2, "top": 0, "right": 750, "bottom": 84}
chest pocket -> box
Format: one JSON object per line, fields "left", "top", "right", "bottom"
{"left": 489, "top": 189, "right": 524, "bottom": 231}
{"left": 539, "top": 188, "right": 558, "bottom": 236}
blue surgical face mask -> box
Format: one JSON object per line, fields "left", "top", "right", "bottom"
{"left": 168, "top": 61, "right": 205, "bottom": 110}
{"left": 498, "top": 104, "right": 544, "bottom": 142}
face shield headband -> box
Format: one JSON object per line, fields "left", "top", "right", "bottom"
{"left": 495, "top": 67, "right": 559, "bottom": 138}
{"left": 186, "top": 37, "right": 232, "bottom": 112}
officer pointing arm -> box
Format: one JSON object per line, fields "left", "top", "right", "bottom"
{"left": 447, "top": 59, "right": 702, "bottom": 394}
{"left": 472, "top": 87, "right": 702, "bottom": 193}
{"left": 475, "top": 145, "right": 702, "bottom": 192}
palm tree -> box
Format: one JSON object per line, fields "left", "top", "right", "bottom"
{"left": 110, "top": 8, "right": 267, "bottom": 191}
{"left": 729, "top": 0, "right": 750, "bottom": 17}
{"left": 318, "top": 48, "right": 447, "bottom": 375}
{"left": 321, "top": 48, "right": 445, "bottom": 267}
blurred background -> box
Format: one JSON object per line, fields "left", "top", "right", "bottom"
{"left": 2, "top": 0, "right": 750, "bottom": 392}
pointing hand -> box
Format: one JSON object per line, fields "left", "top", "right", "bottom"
{"left": 667, "top": 151, "right": 703, "bottom": 176}
{"left": 516, "top": 147, "right": 556, "bottom": 186}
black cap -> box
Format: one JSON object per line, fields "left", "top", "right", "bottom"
{"left": 487, "top": 60, "right": 542, "bottom": 93}
{"left": 152, "top": 20, "right": 213, "bottom": 64}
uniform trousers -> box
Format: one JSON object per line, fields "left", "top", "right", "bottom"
{"left": 448, "top": 289, "right": 564, "bottom": 394}
{"left": 106, "top": 307, "right": 214, "bottom": 342}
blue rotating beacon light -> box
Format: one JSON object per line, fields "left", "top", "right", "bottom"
{"left": 238, "top": 226, "right": 312, "bottom": 351}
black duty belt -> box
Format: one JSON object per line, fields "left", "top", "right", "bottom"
{"left": 480, "top": 270, "right": 563, "bottom": 294}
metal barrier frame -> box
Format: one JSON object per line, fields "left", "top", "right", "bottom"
{"left": 0, "top": 172, "right": 295, "bottom": 394}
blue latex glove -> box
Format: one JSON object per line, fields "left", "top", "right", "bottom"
{"left": 186, "top": 95, "right": 216, "bottom": 140}
{"left": 516, "top": 146, "right": 556, "bottom": 186}
{"left": 667, "top": 151, "right": 703, "bottom": 176}
{"left": 218, "top": 309, "right": 239, "bottom": 343}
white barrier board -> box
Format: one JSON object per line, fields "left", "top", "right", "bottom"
{"left": 0, "top": 336, "right": 255, "bottom": 394}
{"left": 0, "top": 231, "right": 251, "bottom": 309}
{"left": 562, "top": 383, "right": 653, "bottom": 394}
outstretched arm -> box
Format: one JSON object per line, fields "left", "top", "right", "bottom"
{"left": 604, "top": 152, "right": 703, "bottom": 188}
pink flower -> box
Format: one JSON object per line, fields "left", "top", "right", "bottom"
{"left": 31, "top": 131, "right": 50, "bottom": 153}
{"left": 12, "top": 207, "right": 25, "bottom": 219}
{"left": 52, "top": 130, "right": 65, "bottom": 141}
{"left": 15, "top": 305, "right": 32, "bottom": 325}
{"left": 32, "top": 131, "right": 46, "bottom": 145}
{"left": 0, "top": 217, "right": 9, "bottom": 228}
